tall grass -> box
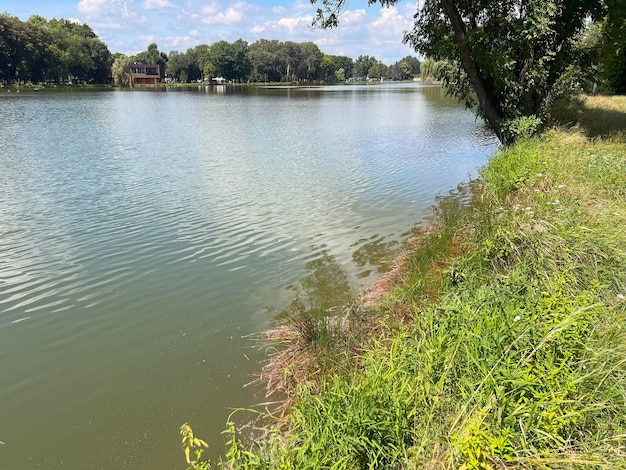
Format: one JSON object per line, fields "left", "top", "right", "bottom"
{"left": 182, "top": 97, "right": 626, "bottom": 469}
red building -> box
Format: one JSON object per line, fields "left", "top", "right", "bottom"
{"left": 128, "top": 64, "right": 160, "bottom": 84}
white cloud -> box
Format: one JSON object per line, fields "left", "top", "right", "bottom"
{"left": 78, "top": 0, "right": 129, "bottom": 18}
{"left": 165, "top": 34, "right": 200, "bottom": 49}
{"left": 138, "top": 34, "right": 157, "bottom": 46}
{"left": 77, "top": 0, "right": 106, "bottom": 16}
{"left": 143, "top": 0, "right": 175, "bottom": 9}
{"left": 369, "top": 6, "right": 411, "bottom": 44}
{"left": 292, "top": 1, "right": 311, "bottom": 12}
{"left": 70, "top": 0, "right": 417, "bottom": 61}
{"left": 199, "top": 1, "right": 247, "bottom": 25}
{"left": 342, "top": 9, "right": 367, "bottom": 25}
{"left": 277, "top": 16, "right": 312, "bottom": 32}
{"left": 249, "top": 24, "right": 265, "bottom": 35}
{"left": 77, "top": 0, "right": 146, "bottom": 28}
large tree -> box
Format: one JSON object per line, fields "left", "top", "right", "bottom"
{"left": 111, "top": 52, "right": 132, "bottom": 87}
{"left": 311, "top": 0, "right": 610, "bottom": 143}
{"left": 0, "top": 14, "right": 111, "bottom": 84}
{"left": 249, "top": 39, "right": 324, "bottom": 82}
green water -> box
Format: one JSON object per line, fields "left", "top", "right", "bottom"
{"left": 0, "top": 84, "right": 497, "bottom": 468}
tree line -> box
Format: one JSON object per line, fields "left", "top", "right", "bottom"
{"left": 112, "top": 40, "right": 421, "bottom": 86}
{"left": 0, "top": 14, "right": 111, "bottom": 84}
{"left": 0, "top": 13, "right": 420, "bottom": 86}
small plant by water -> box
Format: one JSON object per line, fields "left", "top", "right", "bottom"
{"left": 182, "top": 96, "right": 626, "bottom": 468}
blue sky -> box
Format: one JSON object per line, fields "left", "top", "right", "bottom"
{"left": 2, "top": 0, "right": 419, "bottom": 64}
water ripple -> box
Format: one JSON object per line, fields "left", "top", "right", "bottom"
{"left": 0, "top": 86, "right": 498, "bottom": 470}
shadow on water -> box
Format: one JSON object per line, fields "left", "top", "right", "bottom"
{"left": 273, "top": 177, "right": 481, "bottom": 328}
{"left": 351, "top": 236, "right": 400, "bottom": 279}
{"left": 282, "top": 247, "right": 353, "bottom": 316}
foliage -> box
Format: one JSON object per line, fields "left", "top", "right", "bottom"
{"left": 0, "top": 14, "right": 111, "bottom": 84}
{"left": 582, "top": 3, "right": 626, "bottom": 94}
{"left": 111, "top": 53, "right": 132, "bottom": 87}
{"left": 320, "top": 54, "right": 354, "bottom": 82}
{"left": 207, "top": 39, "right": 252, "bottom": 82}
{"left": 248, "top": 39, "right": 324, "bottom": 82}
{"left": 184, "top": 97, "right": 626, "bottom": 468}
{"left": 389, "top": 56, "right": 420, "bottom": 81}
{"left": 500, "top": 115, "right": 544, "bottom": 142}
{"left": 419, "top": 57, "right": 443, "bottom": 83}
{"left": 180, "top": 423, "right": 210, "bottom": 469}
{"left": 166, "top": 49, "right": 198, "bottom": 83}
{"left": 352, "top": 54, "right": 378, "bottom": 79}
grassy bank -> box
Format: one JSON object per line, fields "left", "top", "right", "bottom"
{"left": 183, "top": 96, "right": 626, "bottom": 469}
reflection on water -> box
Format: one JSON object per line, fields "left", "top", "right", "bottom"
{"left": 0, "top": 84, "right": 497, "bottom": 469}
{"left": 351, "top": 236, "right": 400, "bottom": 278}
{"left": 287, "top": 247, "right": 353, "bottom": 312}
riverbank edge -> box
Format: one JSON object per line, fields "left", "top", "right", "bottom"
{"left": 184, "top": 95, "right": 626, "bottom": 469}
{"left": 0, "top": 80, "right": 422, "bottom": 93}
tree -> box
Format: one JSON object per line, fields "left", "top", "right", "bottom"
{"left": 390, "top": 56, "right": 420, "bottom": 80}
{"left": 165, "top": 50, "right": 185, "bottom": 82}
{"left": 332, "top": 55, "right": 353, "bottom": 80}
{"left": 230, "top": 39, "right": 252, "bottom": 81}
{"left": 111, "top": 53, "right": 132, "bottom": 87}
{"left": 249, "top": 39, "right": 324, "bottom": 82}
{"left": 589, "top": 0, "right": 626, "bottom": 93}
{"left": 194, "top": 44, "right": 212, "bottom": 80}
{"left": 368, "top": 61, "right": 389, "bottom": 80}
{"left": 353, "top": 55, "right": 377, "bottom": 79}
{"left": 419, "top": 57, "right": 443, "bottom": 82}
{"left": 0, "top": 15, "right": 53, "bottom": 83}
{"left": 43, "top": 18, "right": 111, "bottom": 83}
{"left": 0, "top": 14, "right": 111, "bottom": 84}
{"left": 311, "top": 0, "right": 610, "bottom": 144}
{"left": 165, "top": 48, "right": 203, "bottom": 82}
{"left": 209, "top": 40, "right": 234, "bottom": 79}
{"left": 249, "top": 39, "right": 282, "bottom": 82}
{"left": 299, "top": 42, "right": 324, "bottom": 81}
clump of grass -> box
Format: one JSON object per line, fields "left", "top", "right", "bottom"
{"left": 257, "top": 298, "right": 353, "bottom": 403}
{"left": 183, "top": 97, "right": 626, "bottom": 469}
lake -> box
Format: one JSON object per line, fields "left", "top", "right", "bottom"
{"left": 0, "top": 83, "right": 497, "bottom": 468}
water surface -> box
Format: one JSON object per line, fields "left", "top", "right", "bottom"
{"left": 0, "top": 84, "right": 497, "bottom": 468}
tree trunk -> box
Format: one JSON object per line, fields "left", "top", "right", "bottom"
{"left": 440, "top": 0, "right": 507, "bottom": 144}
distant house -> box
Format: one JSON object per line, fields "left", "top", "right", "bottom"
{"left": 128, "top": 63, "right": 160, "bottom": 84}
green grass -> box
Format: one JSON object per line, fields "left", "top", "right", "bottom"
{"left": 182, "top": 97, "right": 626, "bottom": 469}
